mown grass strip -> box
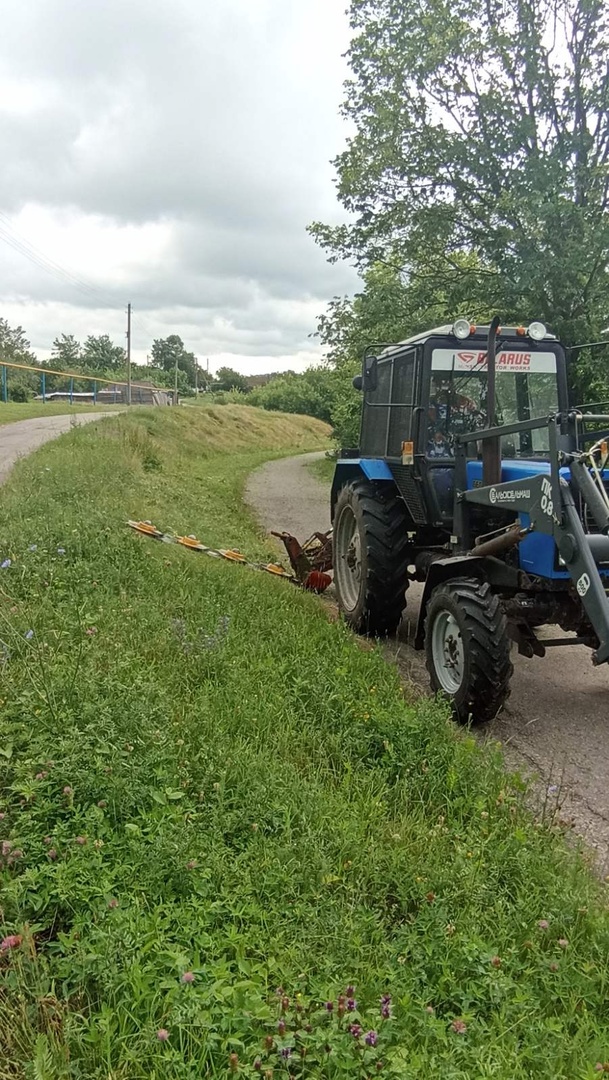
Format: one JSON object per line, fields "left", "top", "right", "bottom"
{"left": 0, "top": 406, "right": 608, "bottom": 1079}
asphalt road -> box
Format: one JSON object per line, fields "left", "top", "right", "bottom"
{"left": 246, "top": 451, "right": 609, "bottom": 871}
{"left": 0, "top": 413, "right": 116, "bottom": 483}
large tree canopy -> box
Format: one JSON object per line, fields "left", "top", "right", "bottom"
{"left": 311, "top": 0, "right": 609, "bottom": 348}
{"left": 81, "top": 334, "right": 125, "bottom": 373}
{"left": 150, "top": 335, "right": 200, "bottom": 388}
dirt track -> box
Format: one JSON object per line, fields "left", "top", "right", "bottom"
{"left": 0, "top": 413, "right": 115, "bottom": 483}
{"left": 246, "top": 452, "right": 609, "bottom": 871}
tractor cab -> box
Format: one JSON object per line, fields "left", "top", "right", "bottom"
{"left": 344, "top": 321, "right": 569, "bottom": 536}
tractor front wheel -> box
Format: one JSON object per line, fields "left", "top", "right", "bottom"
{"left": 425, "top": 577, "right": 513, "bottom": 723}
{"left": 333, "top": 480, "right": 409, "bottom": 635}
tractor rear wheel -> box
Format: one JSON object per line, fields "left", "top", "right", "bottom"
{"left": 425, "top": 577, "right": 513, "bottom": 723}
{"left": 333, "top": 480, "right": 410, "bottom": 635}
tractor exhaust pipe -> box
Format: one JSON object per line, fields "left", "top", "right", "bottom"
{"left": 483, "top": 315, "right": 502, "bottom": 486}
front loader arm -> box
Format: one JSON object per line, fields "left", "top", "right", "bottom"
{"left": 463, "top": 473, "right": 609, "bottom": 665}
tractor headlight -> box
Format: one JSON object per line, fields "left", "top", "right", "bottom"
{"left": 527, "top": 321, "right": 547, "bottom": 341}
{"left": 452, "top": 318, "right": 472, "bottom": 340}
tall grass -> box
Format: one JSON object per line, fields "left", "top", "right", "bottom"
{"left": 0, "top": 407, "right": 608, "bottom": 1079}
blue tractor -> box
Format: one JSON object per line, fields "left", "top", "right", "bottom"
{"left": 331, "top": 318, "right": 609, "bottom": 722}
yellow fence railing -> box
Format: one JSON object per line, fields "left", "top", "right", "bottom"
{"left": 0, "top": 358, "right": 169, "bottom": 404}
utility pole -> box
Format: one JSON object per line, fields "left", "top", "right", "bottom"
{"left": 126, "top": 303, "right": 132, "bottom": 406}
{"left": 174, "top": 348, "right": 179, "bottom": 406}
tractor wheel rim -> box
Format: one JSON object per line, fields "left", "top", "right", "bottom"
{"left": 335, "top": 504, "right": 361, "bottom": 610}
{"left": 431, "top": 611, "right": 464, "bottom": 694}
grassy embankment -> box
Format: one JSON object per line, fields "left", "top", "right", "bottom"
{"left": 0, "top": 405, "right": 608, "bottom": 1079}
{"left": 0, "top": 402, "right": 123, "bottom": 426}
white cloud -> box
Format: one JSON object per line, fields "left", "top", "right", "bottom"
{"left": 0, "top": 0, "right": 358, "bottom": 374}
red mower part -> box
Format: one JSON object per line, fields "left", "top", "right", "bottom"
{"left": 303, "top": 570, "right": 332, "bottom": 593}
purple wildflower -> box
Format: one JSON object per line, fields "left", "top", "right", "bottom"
{"left": 347, "top": 998, "right": 357, "bottom": 1012}
{"left": 346, "top": 984, "right": 356, "bottom": 996}
{"left": 1, "top": 559, "right": 11, "bottom": 569}
{"left": 380, "top": 994, "right": 392, "bottom": 1019}
{"left": 280, "top": 1047, "right": 293, "bottom": 1061}
{"left": 365, "top": 1030, "right": 378, "bottom": 1047}
{"left": 277, "top": 1019, "right": 286, "bottom": 1036}
{"left": 349, "top": 1024, "right": 362, "bottom": 1039}
{"left": 325, "top": 1000, "right": 334, "bottom": 1012}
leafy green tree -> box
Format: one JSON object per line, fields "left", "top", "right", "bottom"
{"left": 150, "top": 336, "right": 198, "bottom": 387}
{"left": 0, "top": 318, "right": 38, "bottom": 366}
{"left": 213, "top": 366, "right": 250, "bottom": 393}
{"left": 249, "top": 368, "right": 334, "bottom": 422}
{"left": 81, "top": 334, "right": 125, "bottom": 373}
{"left": 51, "top": 334, "right": 81, "bottom": 369}
{"left": 310, "top": 0, "right": 609, "bottom": 369}
{"left": 0, "top": 319, "right": 39, "bottom": 401}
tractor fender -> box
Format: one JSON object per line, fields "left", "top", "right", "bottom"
{"left": 330, "top": 458, "right": 396, "bottom": 520}
{"left": 414, "top": 555, "right": 519, "bottom": 649}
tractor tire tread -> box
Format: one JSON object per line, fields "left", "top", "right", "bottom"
{"left": 334, "top": 479, "right": 410, "bottom": 636}
{"left": 425, "top": 576, "right": 513, "bottom": 724}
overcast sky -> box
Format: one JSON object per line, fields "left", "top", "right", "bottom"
{"left": 0, "top": 0, "right": 358, "bottom": 373}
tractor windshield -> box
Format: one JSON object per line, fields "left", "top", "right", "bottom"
{"left": 428, "top": 348, "right": 559, "bottom": 458}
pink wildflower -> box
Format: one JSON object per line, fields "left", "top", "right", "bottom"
{"left": 537, "top": 919, "right": 549, "bottom": 930}
{"left": 181, "top": 971, "right": 195, "bottom": 983}
{"left": 74, "top": 835, "right": 87, "bottom": 845}
{"left": 85, "top": 627, "right": 97, "bottom": 636}
{"left": 156, "top": 1028, "right": 169, "bottom": 1041}
{"left": 558, "top": 938, "right": 568, "bottom": 948}
{"left": 451, "top": 1019, "right": 467, "bottom": 1035}
{"left": 48, "top": 849, "right": 57, "bottom": 860}
{"left": 1, "top": 934, "right": 22, "bottom": 951}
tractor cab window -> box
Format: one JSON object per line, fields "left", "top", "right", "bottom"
{"left": 428, "top": 349, "right": 559, "bottom": 459}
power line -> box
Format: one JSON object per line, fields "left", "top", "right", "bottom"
{"left": 0, "top": 210, "right": 119, "bottom": 307}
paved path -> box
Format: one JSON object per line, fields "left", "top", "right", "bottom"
{"left": 0, "top": 413, "right": 117, "bottom": 483}
{"left": 245, "top": 452, "right": 609, "bottom": 871}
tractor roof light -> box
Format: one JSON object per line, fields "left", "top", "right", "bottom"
{"left": 453, "top": 318, "right": 473, "bottom": 339}
{"left": 527, "top": 321, "right": 547, "bottom": 341}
